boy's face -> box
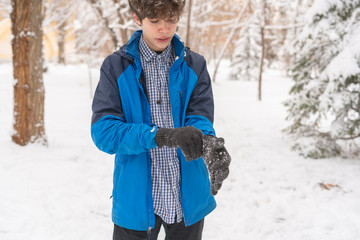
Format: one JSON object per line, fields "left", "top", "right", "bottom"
{"left": 133, "top": 13, "right": 178, "bottom": 52}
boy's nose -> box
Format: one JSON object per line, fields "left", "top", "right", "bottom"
{"left": 159, "top": 21, "right": 171, "bottom": 33}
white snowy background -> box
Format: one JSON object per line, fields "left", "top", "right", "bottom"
{"left": 0, "top": 62, "right": 360, "bottom": 240}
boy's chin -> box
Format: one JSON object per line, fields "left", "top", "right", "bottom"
{"left": 152, "top": 43, "right": 169, "bottom": 52}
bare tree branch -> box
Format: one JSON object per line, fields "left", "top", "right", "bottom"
{"left": 211, "top": 0, "right": 251, "bottom": 82}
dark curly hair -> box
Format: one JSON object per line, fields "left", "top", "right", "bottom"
{"left": 128, "top": 0, "right": 186, "bottom": 22}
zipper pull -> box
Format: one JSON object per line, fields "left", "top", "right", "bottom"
{"left": 147, "top": 226, "right": 151, "bottom": 240}
{"left": 180, "top": 91, "right": 182, "bottom": 99}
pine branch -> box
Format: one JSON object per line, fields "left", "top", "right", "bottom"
{"left": 337, "top": 134, "right": 360, "bottom": 141}
{"left": 263, "top": 23, "right": 305, "bottom": 30}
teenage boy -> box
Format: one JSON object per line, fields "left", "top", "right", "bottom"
{"left": 91, "top": 0, "right": 231, "bottom": 239}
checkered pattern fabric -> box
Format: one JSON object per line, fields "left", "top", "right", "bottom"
{"left": 139, "top": 35, "right": 183, "bottom": 224}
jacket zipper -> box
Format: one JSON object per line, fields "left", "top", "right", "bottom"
{"left": 147, "top": 226, "right": 151, "bottom": 240}
{"left": 135, "top": 66, "right": 154, "bottom": 233}
{"left": 180, "top": 90, "right": 183, "bottom": 110}
{"left": 178, "top": 90, "right": 185, "bottom": 225}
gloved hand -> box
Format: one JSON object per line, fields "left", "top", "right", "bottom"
{"left": 203, "top": 135, "right": 231, "bottom": 196}
{"left": 155, "top": 126, "right": 203, "bottom": 161}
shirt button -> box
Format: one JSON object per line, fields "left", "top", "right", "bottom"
{"left": 157, "top": 100, "right": 161, "bottom": 104}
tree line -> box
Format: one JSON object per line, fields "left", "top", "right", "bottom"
{"left": 3, "top": 0, "right": 360, "bottom": 159}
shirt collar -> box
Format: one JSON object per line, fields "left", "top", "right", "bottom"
{"left": 139, "top": 34, "right": 173, "bottom": 62}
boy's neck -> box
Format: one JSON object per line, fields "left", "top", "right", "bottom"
{"left": 139, "top": 34, "right": 172, "bottom": 56}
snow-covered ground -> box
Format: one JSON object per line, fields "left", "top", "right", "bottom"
{"left": 0, "top": 62, "right": 359, "bottom": 240}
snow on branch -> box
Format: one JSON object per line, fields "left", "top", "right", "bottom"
{"left": 211, "top": 0, "right": 251, "bottom": 82}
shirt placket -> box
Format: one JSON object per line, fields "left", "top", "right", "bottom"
{"left": 139, "top": 37, "right": 183, "bottom": 224}
{"left": 153, "top": 57, "right": 163, "bottom": 127}
{"left": 159, "top": 56, "right": 179, "bottom": 219}
{"left": 156, "top": 57, "right": 173, "bottom": 221}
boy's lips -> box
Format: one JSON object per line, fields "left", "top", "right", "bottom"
{"left": 156, "top": 37, "right": 170, "bottom": 43}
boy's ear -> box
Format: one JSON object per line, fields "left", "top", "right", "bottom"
{"left": 133, "top": 13, "right": 141, "bottom": 26}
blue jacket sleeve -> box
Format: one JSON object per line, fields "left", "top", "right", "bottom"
{"left": 185, "top": 56, "right": 216, "bottom": 136}
{"left": 91, "top": 56, "right": 158, "bottom": 155}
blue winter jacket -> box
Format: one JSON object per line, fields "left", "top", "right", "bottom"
{"left": 91, "top": 30, "right": 216, "bottom": 231}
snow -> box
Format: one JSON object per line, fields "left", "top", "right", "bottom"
{"left": 305, "top": 0, "right": 344, "bottom": 23}
{"left": 300, "top": 0, "right": 341, "bottom": 42}
{"left": 322, "top": 21, "right": 360, "bottom": 80}
{"left": 1, "top": 62, "right": 360, "bottom": 240}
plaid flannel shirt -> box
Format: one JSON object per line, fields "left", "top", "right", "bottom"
{"left": 139, "top": 35, "right": 183, "bottom": 224}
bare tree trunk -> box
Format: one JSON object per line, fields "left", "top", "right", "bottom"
{"left": 185, "top": 0, "right": 193, "bottom": 47}
{"left": 258, "top": 0, "right": 268, "bottom": 101}
{"left": 212, "top": 0, "right": 250, "bottom": 82}
{"left": 10, "top": 0, "right": 47, "bottom": 146}
{"left": 118, "top": 19, "right": 129, "bottom": 46}
{"left": 89, "top": 0, "right": 118, "bottom": 49}
{"left": 58, "top": 20, "right": 66, "bottom": 64}
{"left": 258, "top": 26, "right": 265, "bottom": 101}
{"left": 112, "top": 0, "right": 129, "bottom": 45}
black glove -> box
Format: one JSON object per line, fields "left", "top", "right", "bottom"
{"left": 155, "top": 126, "right": 203, "bottom": 161}
{"left": 203, "top": 135, "right": 231, "bottom": 196}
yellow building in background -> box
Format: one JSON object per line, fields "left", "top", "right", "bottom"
{"left": 0, "top": 16, "right": 75, "bottom": 62}
{"left": 0, "top": 18, "right": 11, "bottom": 60}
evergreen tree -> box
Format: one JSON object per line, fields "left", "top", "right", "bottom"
{"left": 285, "top": 0, "right": 360, "bottom": 158}
{"left": 230, "top": 0, "right": 273, "bottom": 85}
{"left": 231, "top": 23, "right": 261, "bottom": 81}
{"left": 230, "top": 0, "right": 264, "bottom": 82}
